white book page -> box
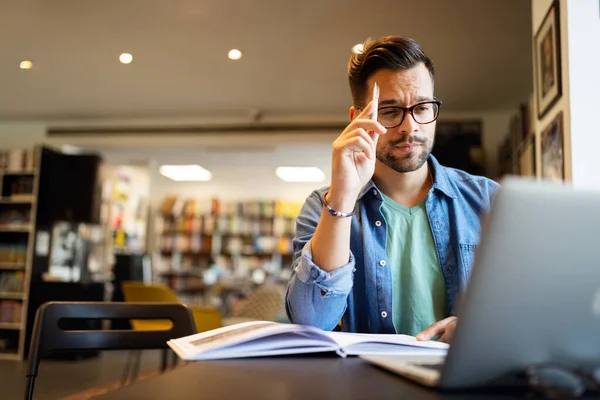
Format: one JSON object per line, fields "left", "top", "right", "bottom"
{"left": 180, "top": 334, "right": 338, "bottom": 360}
{"left": 342, "top": 342, "right": 448, "bottom": 356}
{"left": 323, "top": 331, "right": 450, "bottom": 351}
{"left": 169, "top": 321, "right": 335, "bottom": 359}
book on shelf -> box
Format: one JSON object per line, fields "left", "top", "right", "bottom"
{"left": 0, "top": 210, "right": 30, "bottom": 227}
{"left": 167, "top": 321, "right": 448, "bottom": 361}
{"left": 0, "top": 243, "right": 28, "bottom": 264}
{"left": 0, "top": 271, "right": 24, "bottom": 292}
{"left": 0, "top": 148, "right": 37, "bottom": 172}
{"left": 0, "top": 300, "right": 22, "bottom": 324}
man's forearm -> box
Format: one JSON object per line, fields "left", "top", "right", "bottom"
{"left": 311, "top": 191, "right": 356, "bottom": 272}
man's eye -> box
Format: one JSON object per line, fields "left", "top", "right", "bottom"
{"left": 380, "top": 109, "right": 400, "bottom": 117}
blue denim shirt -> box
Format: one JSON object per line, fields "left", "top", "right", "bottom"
{"left": 285, "top": 155, "right": 500, "bottom": 333}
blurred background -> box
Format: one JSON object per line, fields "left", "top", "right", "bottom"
{"left": 2, "top": 0, "right": 591, "bottom": 375}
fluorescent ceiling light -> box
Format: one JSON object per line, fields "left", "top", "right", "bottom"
{"left": 351, "top": 44, "right": 364, "bottom": 54}
{"left": 159, "top": 165, "right": 212, "bottom": 182}
{"left": 61, "top": 144, "right": 83, "bottom": 154}
{"left": 119, "top": 53, "right": 133, "bottom": 64}
{"left": 228, "top": 49, "right": 242, "bottom": 60}
{"left": 20, "top": 60, "right": 33, "bottom": 69}
{"left": 275, "top": 167, "right": 325, "bottom": 183}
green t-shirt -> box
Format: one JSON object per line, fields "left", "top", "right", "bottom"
{"left": 380, "top": 193, "right": 447, "bottom": 336}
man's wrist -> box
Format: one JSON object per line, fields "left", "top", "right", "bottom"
{"left": 324, "top": 189, "right": 358, "bottom": 215}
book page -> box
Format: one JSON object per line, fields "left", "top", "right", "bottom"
{"left": 168, "top": 321, "right": 336, "bottom": 360}
{"left": 178, "top": 333, "right": 338, "bottom": 360}
{"left": 324, "top": 331, "right": 450, "bottom": 351}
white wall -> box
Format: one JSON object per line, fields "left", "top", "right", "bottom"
{"left": 0, "top": 121, "right": 46, "bottom": 148}
{"left": 565, "top": 0, "right": 600, "bottom": 188}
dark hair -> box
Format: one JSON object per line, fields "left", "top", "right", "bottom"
{"left": 348, "top": 36, "right": 435, "bottom": 106}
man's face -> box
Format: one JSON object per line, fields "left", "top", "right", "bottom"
{"left": 363, "top": 64, "right": 436, "bottom": 173}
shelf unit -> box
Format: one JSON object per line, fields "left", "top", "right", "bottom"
{"left": 154, "top": 197, "right": 301, "bottom": 298}
{"left": 0, "top": 146, "right": 40, "bottom": 359}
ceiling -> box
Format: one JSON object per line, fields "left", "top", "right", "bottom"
{"left": 0, "top": 0, "right": 533, "bottom": 121}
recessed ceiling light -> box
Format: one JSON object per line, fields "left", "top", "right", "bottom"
{"left": 119, "top": 53, "right": 133, "bottom": 64}
{"left": 275, "top": 167, "right": 325, "bottom": 183}
{"left": 228, "top": 49, "right": 242, "bottom": 60}
{"left": 19, "top": 60, "right": 33, "bottom": 70}
{"left": 159, "top": 165, "right": 212, "bottom": 182}
{"left": 352, "top": 44, "right": 364, "bottom": 54}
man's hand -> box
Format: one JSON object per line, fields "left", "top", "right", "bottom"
{"left": 416, "top": 317, "right": 457, "bottom": 344}
{"left": 328, "top": 100, "right": 387, "bottom": 207}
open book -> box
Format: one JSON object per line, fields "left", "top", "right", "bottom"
{"left": 167, "top": 321, "right": 449, "bottom": 360}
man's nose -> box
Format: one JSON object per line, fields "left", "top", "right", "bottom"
{"left": 397, "top": 111, "right": 420, "bottom": 134}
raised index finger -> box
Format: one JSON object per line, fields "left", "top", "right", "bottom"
{"left": 357, "top": 99, "right": 377, "bottom": 120}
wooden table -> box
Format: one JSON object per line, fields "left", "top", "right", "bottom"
{"left": 95, "top": 355, "right": 564, "bottom": 399}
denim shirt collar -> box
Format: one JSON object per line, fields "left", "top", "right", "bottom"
{"left": 357, "top": 154, "right": 458, "bottom": 201}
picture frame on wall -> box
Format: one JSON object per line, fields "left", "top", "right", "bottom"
{"left": 541, "top": 111, "right": 564, "bottom": 182}
{"left": 534, "top": 0, "right": 562, "bottom": 119}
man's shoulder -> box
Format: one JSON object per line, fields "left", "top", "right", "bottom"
{"left": 442, "top": 166, "right": 499, "bottom": 188}
{"left": 437, "top": 165, "right": 500, "bottom": 201}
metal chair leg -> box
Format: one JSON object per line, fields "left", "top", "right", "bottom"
{"left": 160, "top": 348, "right": 169, "bottom": 372}
{"left": 120, "top": 351, "right": 134, "bottom": 387}
{"left": 130, "top": 350, "right": 142, "bottom": 383}
{"left": 171, "top": 349, "right": 178, "bottom": 369}
{"left": 24, "top": 376, "right": 35, "bottom": 400}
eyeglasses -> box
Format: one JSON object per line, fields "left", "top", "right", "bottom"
{"left": 517, "top": 362, "right": 600, "bottom": 398}
{"left": 357, "top": 99, "right": 442, "bottom": 128}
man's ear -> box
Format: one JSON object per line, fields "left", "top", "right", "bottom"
{"left": 349, "top": 106, "right": 358, "bottom": 121}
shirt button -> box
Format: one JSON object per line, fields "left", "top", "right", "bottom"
{"left": 381, "top": 311, "right": 388, "bottom": 318}
{"left": 375, "top": 220, "right": 382, "bottom": 227}
{"left": 379, "top": 260, "right": 387, "bottom": 266}
{"left": 372, "top": 189, "right": 378, "bottom": 196}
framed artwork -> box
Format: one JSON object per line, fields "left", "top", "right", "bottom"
{"left": 541, "top": 111, "right": 564, "bottom": 181}
{"left": 534, "top": 0, "right": 562, "bottom": 119}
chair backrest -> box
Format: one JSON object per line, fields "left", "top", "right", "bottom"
{"left": 121, "top": 281, "right": 181, "bottom": 303}
{"left": 26, "top": 301, "right": 196, "bottom": 380}
{"left": 121, "top": 281, "right": 183, "bottom": 331}
{"left": 121, "top": 281, "right": 223, "bottom": 333}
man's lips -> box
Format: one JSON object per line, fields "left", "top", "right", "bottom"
{"left": 394, "top": 143, "right": 420, "bottom": 152}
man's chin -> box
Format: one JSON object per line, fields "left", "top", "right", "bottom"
{"left": 379, "top": 153, "right": 429, "bottom": 174}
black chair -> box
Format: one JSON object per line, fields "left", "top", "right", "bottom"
{"left": 25, "top": 301, "right": 197, "bottom": 400}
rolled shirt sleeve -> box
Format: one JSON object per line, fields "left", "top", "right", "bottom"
{"left": 285, "top": 190, "right": 356, "bottom": 331}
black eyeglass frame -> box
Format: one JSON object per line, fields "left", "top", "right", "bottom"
{"left": 356, "top": 98, "right": 443, "bottom": 128}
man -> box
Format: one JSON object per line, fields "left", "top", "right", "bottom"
{"left": 285, "top": 36, "right": 499, "bottom": 343}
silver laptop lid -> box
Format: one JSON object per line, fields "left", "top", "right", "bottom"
{"left": 441, "top": 177, "right": 600, "bottom": 388}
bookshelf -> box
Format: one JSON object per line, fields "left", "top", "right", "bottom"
{"left": 155, "top": 197, "right": 302, "bottom": 298}
{"left": 0, "top": 146, "right": 40, "bottom": 359}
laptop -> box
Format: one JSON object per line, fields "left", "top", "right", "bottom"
{"left": 361, "top": 177, "right": 600, "bottom": 389}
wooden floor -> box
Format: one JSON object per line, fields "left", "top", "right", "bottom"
{"left": 0, "top": 350, "right": 164, "bottom": 400}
